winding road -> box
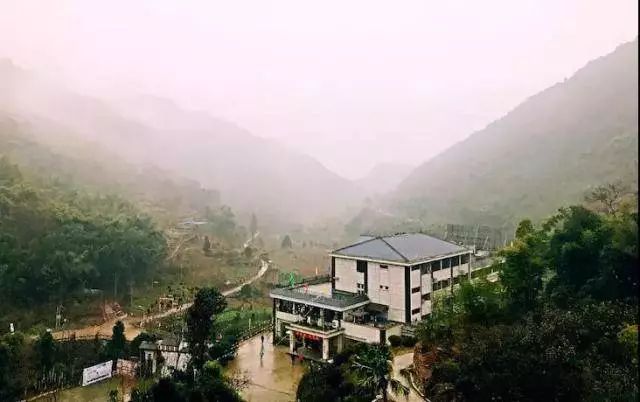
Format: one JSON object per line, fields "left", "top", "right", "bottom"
{"left": 52, "top": 259, "right": 270, "bottom": 341}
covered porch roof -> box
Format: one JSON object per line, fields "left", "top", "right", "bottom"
{"left": 270, "top": 285, "right": 370, "bottom": 312}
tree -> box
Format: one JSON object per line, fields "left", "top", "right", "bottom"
{"left": 108, "top": 389, "right": 119, "bottom": 402}
{"left": 347, "top": 344, "right": 408, "bottom": 402}
{"left": 544, "top": 206, "right": 639, "bottom": 304}
{"left": 515, "top": 219, "right": 534, "bottom": 239}
{"left": 203, "top": 236, "right": 211, "bottom": 255}
{"left": 281, "top": 235, "right": 292, "bottom": 249}
{"left": 243, "top": 246, "right": 253, "bottom": 259}
{"left": 297, "top": 363, "right": 345, "bottom": 402}
{"left": 585, "top": 182, "right": 630, "bottom": 214}
{"left": 36, "top": 330, "right": 56, "bottom": 373}
{"left": 249, "top": 213, "right": 258, "bottom": 237}
{"left": 499, "top": 225, "right": 546, "bottom": 316}
{"left": 109, "top": 320, "right": 127, "bottom": 363}
{"left": 455, "top": 278, "right": 503, "bottom": 326}
{"left": 0, "top": 333, "right": 30, "bottom": 401}
{"left": 185, "top": 288, "right": 227, "bottom": 369}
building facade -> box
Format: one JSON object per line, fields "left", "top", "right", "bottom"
{"left": 270, "top": 233, "right": 479, "bottom": 361}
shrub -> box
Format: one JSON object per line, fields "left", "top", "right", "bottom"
{"left": 388, "top": 335, "right": 402, "bottom": 347}
{"left": 401, "top": 336, "right": 416, "bottom": 347}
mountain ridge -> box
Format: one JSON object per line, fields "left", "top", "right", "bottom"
{"left": 391, "top": 39, "right": 638, "bottom": 226}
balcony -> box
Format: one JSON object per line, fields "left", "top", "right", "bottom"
{"left": 270, "top": 285, "right": 370, "bottom": 311}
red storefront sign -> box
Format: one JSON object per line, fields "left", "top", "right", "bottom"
{"left": 294, "top": 330, "right": 322, "bottom": 342}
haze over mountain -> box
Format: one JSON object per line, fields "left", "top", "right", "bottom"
{"left": 355, "top": 163, "right": 414, "bottom": 196}
{"left": 1, "top": 1, "right": 636, "bottom": 179}
{"left": 389, "top": 39, "right": 638, "bottom": 227}
{"left": 0, "top": 60, "right": 361, "bottom": 226}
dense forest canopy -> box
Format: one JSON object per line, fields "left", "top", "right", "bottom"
{"left": 0, "top": 157, "right": 166, "bottom": 306}
{"left": 414, "top": 196, "right": 638, "bottom": 401}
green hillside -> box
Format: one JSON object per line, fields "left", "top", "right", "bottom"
{"left": 393, "top": 40, "right": 638, "bottom": 226}
{"left": 0, "top": 112, "right": 222, "bottom": 226}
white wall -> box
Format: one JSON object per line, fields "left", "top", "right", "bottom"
{"left": 276, "top": 311, "right": 300, "bottom": 322}
{"left": 421, "top": 273, "right": 432, "bottom": 293}
{"left": 342, "top": 321, "right": 381, "bottom": 343}
{"left": 388, "top": 265, "right": 406, "bottom": 322}
{"left": 334, "top": 257, "right": 358, "bottom": 293}
{"left": 367, "top": 262, "right": 380, "bottom": 303}
{"left": 433, "top": 266, "right": 452, "bottom": 282}
{"left": 385, "top": 323, "right": 402, "bottom": 342}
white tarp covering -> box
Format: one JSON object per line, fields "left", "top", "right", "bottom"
{"left": 82, "top": 360, "right": 113, "bottom": 386}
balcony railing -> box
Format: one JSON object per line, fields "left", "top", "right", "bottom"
{"left": 270, "top": 287, "right": 369, "bottom": 309}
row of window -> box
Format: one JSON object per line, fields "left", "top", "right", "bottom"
{"left": 412, "top": 254, "right": 471, "bottom": 274}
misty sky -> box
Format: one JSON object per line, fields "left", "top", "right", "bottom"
{"left": 0, "top": 0, "right": 637, "bottom": 179}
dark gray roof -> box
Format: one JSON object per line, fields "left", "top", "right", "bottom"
{"left": 270, "top": 287, "right": 369, "bottom": 311}
{"left": 139, "top": 341, "right": 157, "bottom": 351}
{"left": 331, "top": 233, "right": 468, "bottom": 263}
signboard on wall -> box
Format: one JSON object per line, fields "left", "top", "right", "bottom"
{"left": 82, "top": 360, "right": 113, "bottom": 386}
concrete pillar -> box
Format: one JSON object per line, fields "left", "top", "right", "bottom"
{"left": 322, "top": 338, "right": 329, "bottom": 360}
{"left": 319, "top": 308, "right": 325, "bottom": 328}
{"left": 337, "top": 335, "right": 344, "bottom": 353}
{"left": 289, "top": 331, "right": 295, "bottom": 354}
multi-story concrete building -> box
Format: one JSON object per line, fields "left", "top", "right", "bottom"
{"left": 270, "top": 233, "right": 477, "bottom": 361}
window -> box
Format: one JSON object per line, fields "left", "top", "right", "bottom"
{"left": 420, "top": 263, "right": 430, "bottom": 275}
{"left": 380, "top": 264, "right": 388, "bottom": 269}
{"left": 433, "top": 281, "right": 441, "bottom": 291}
{"left": 357, "top": 283, "right": 365, "bottom": 289}
{"left": 411, "top": 286, "right": 420, "bottom": 293}
{"left": 422, "top": 293, "right": 430, "bottom": 301}
{"left": 441, "top": 279, "right": 450, "bottom": 288}
{"left": 442, "top": 258, "right": 451, "bottom": 269}
{"left": 451, "top": 256, "right": 459, "bottom": 267}
{"left": 453, "top": 276, "right": 460, "bottom": 285}
{"left": 461, "top": 254, "right": 470, "bottom": 264}
{"left": 411, "top": 265, "right": 420, "bottom": 271}
{"left": 411, "top": 308, "right": 420, "bottom": 315}
{"left": 356, "top": 260, "right": 367, "bottom": 273}
{"left": 432, "top": 260, "right": 441, "bottom": 272}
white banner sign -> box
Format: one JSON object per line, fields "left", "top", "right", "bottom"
{"left": 82, "top": 360, "right": 113, "bottom": 386}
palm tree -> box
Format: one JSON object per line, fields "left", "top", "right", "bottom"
{"left": 349, "top": 344, "right": 409, "bottom": 402}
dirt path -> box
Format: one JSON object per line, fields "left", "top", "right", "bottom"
{"left": 52, "top": 259, "right": 270, "bottom": 341}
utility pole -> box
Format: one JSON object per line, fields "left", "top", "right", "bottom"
{"left": 114, "top": 272, "right": 118, "bottom": 300}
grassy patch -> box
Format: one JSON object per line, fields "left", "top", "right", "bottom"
{"left": 32, "top": 377, "right": 131, "bottom": 402}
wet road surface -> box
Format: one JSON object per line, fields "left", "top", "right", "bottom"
{"left": 226, "top": 333, "right": 305, "bottom": 402}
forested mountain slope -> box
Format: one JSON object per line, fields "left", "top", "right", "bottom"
{"left": 0, "top": 61, "right": 362, "bottom": 226}
{"left": 0, "top": 113, "right": 221, "bottom": 225}
{"left": 393, "top": 39, "right": 638, "bottom": 226}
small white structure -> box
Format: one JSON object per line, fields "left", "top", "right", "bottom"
{"left": 139, "top": 335, "right": 190, "bottom": 376}
{"left": 82, "top": 361, "right": 113, "bottom": 386}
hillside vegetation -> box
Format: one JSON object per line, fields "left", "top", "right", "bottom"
{"left": 0, "top": 60, "right": 362, "bottom": 227}
{"left": 392, "top": 40, "right": 638, "bottom": 227}
{"left": 0, "top": 158, "right": 166, "bottom": 318}
{"left": 0, "top": 113, "right": 224, "bottom": 226}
